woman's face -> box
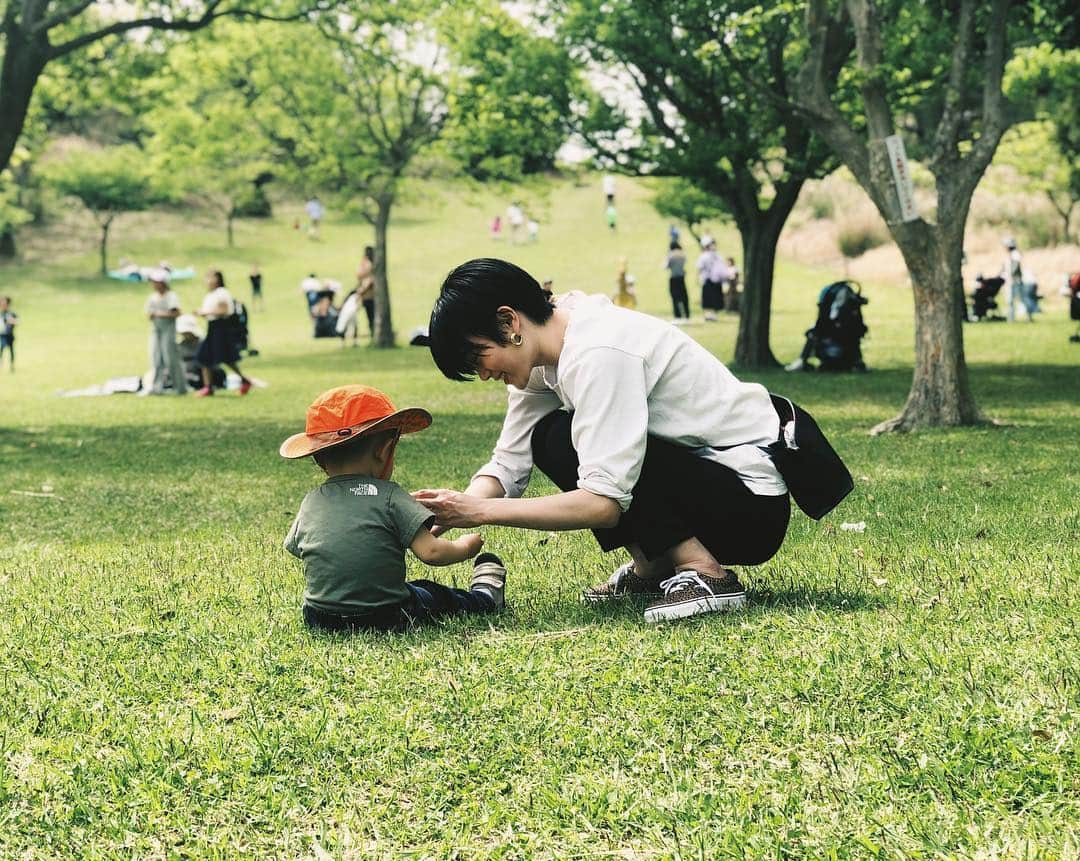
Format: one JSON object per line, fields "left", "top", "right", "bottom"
{"left": 467, "top": 336, "right": 534, "bottom": 389}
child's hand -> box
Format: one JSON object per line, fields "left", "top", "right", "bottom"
{"left": 458, "top": 533, "right": 484, "bottom": 557}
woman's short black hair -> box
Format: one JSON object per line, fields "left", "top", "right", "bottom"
{"left": 429, "top": 258, "right": 555, "bottom": 381}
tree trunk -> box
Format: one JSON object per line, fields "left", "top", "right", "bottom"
{"left": 372, "top": 197, "right": 395, "bottom": 349}
{"left": 99, "top": 217, "right": 113, "bottom": 277}
{"left": 0, "top": 26, "right": 50, "bottom": 175}
{"left": 871, "top": 223, "right": 983, "bottom": 433}
{"left": 732, "top": 182, "right": 802, "bottom": 369}
{"left": 227, "top": 212, "right": 235, "bottom": 248}
{"left": 732, "top": 211, "right": 795, "bottom": 368}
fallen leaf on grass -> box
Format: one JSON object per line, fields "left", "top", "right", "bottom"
{"left": 872, "top": 577, "right": 888, "bottom": 587}
{"left": 220, "top": 706, "right": 245, "bottom": 722}
{"left": 1032, "top": 729, "right": 1052, "bottom": 741}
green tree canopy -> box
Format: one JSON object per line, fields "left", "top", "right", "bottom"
{"left": 442, "top": 5, "right": 577, "bottom": 181}
{"left": 563, "top": 0, "right": 842, "bottom": 368}
{"left": 44, "top": 145, "right": 166, "bottom": 274}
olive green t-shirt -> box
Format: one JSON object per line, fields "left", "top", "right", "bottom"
{"left": 284, "top": 474, "right": 435, "bottom": 614}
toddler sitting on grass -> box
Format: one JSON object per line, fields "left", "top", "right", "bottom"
{"left": 281, "top": 384, "right": 506, "bottom": 633}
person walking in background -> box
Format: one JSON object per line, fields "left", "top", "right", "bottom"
{"left": 723, "top": 257, "right": 741, "bottom": 313}
{"left": 490, "top": 214, "right": 503, "bottom": 242}
{"left": 1003, "top": 237, "right": 1023, "bottom": 322}
{"left": 696, "top": 237, "right": 725, "bottom": 321}
{"left": 305, "top": 196, "right": 325, "bottom": 239}
{"left": 249, "top": 263, "right": 264, "bottom": 312}
{"left": 507, "top": 202, "right": 525, "bottom": 244}
{"left": 356, "top": 245, "right": 377, "bottom": 338}
{"left": 142, "top": 269, "right": 187, "bottom": 396}
{"left": 527, "top": 218, "right": 540, "bottom": 243}
{"left": 605, "top": 203, "right": 617, "bottom": 233}
{"left": 603, "top": 173, "right": 616, "bottom": 205}
{"left": 665, "top": 241, "right": 690, "bottom": 323}
{"left": 194, "top": 270, "right": 252, "bottom": 397}
{"left": 613, "top": 257, "right": 637, "bottom": 309}
{"left": 0, "top": 296, "right": 18, "bottom": 372}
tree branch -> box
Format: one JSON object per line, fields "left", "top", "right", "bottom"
{"left": 49, "top": 2, "right": 328, "bottom": 59}
{"left": 930, "top": 0, "right": 975, "bottom": 171}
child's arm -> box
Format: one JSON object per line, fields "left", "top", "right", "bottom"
{"left": 410, "top": 528, "right": 483, "bottom": 566}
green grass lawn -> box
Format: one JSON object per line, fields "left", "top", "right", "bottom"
{"left": 1, "top": 177, "right": 1078, "bottom": 859}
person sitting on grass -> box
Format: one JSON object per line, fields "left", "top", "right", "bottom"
{"left": 280, "top": 384, "right": 508, "bottom": 634}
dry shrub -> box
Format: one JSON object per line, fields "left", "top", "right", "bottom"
{"left": 837, "top": 212, "right": 890, "bottom": 259}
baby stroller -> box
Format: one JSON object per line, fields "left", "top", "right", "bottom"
{"left": 230, "top": 301, "right": 258, "bottom": 356}
{"left": 970, "top": 275, "right": 1005, "bottom": 321}
{"left": 785, "top": 280, "right": 869, "bottom": 372}
{"left": 306, "top": 291, "right": 342, "bottom": 339}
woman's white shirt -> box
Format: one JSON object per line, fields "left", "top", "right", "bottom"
{"left": 475, "top": 292, "right": 786, "bottom": 510}
{"left": 144, "top": 290, "right": 180, "bottom": 315}
{"left": 199, "top": 287, "right": 235, "bottom": 319}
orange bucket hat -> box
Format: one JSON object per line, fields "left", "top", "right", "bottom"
{"left": 279, "top": 384, "right": 431, "bottom": 459}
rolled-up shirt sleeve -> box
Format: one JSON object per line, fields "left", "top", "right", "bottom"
{"left": 562, "top": 347, "right": 649, "bottom": 511}
{"left": 473, "top": 375, "right": 562, "bottom": 498}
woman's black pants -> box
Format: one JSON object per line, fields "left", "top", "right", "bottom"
{"left": 669, "top": 276, "right": 689, "bottom": 318}
{"left": 531, "top": 410, "right": 790, "bottom": 565}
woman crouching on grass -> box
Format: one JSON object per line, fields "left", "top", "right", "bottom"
{"left": 414, "top": 258, "right": 792, "bottom": 623}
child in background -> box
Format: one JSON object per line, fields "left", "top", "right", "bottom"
{"left": 613, "top": 258, "right": 637, "bottom": 309}
{"left": 281, "top": 385, "right": 508, "bottom": 633}
{"left": 0, "top": 296, "right": 17, "bottom": 372}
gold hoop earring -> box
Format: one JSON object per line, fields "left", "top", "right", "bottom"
{"left": 509, "top": 332, "right": 523, "bottom": 347}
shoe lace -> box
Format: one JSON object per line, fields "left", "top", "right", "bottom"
{"left": 608, "top": 562, "right": 635, "bottom": 590}
{"left": 658, "top": 570, "right": 711, "bottom": 595}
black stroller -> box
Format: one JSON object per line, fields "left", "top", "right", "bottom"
{"left": 305, "top": 290, "right": 341, "bottom": 338}
{"left": 970, "top": 275, "right": 1005, "bottom": 321}
{"left": 230, "top": 300, "right": 258, "bottom": 356}
{"left": 786, "top": 281, "right": 869, "bottom": 372}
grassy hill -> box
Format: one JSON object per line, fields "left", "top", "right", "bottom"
{"left": 0, "top": 176, "right": 1077, "bottom": 858}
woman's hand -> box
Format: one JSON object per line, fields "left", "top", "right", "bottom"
{"left": 412, "top": 489, "right": 489, "bottom": 530}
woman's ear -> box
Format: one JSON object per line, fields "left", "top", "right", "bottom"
{"left": 495, "top": 305, "right": 518, "bottom": 336}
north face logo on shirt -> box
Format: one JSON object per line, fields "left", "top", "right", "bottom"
{"left": 350, "top": 483, "right": 379, "bottom": 496}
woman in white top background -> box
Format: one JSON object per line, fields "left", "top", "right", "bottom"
{"left": 417, "top": 258, "right": 792, "bottom": 623}
{"left": 194, "top": 270, "right": 252, "bottom": 397}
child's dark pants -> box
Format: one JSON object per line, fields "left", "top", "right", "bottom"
{"left": 303, "top": 581, "right": 495, "bottom": 634}
{"left": 530, "top": 409, "right": 790, "bottom": 564}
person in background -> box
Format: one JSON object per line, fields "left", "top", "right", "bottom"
{"left": 300, "top": 273, "right": 322, "bottom": 309}
{"left": 356, "top": 245, "right": 377, "bottom": 338}
{"left": 527, "top": 219, "right": 540, "bottom": 243}
{"left": 490, "top": 215, "right": 503, "bottom": 242}
{"left": 1003, "top": 237, "right": 1023, "bottom": 322}
{"left": 507, "top": 202, "right": 525, "bottom": 244}
{"left": 724, "top": 257, "right": 741, "bottom": 314}
{"left": 305, "top": 196, "right": 325, "bottom": 239}
{"left": 142, "top": 269, "right": 187, "bottom": 396}
{"left": 603, "top": 173, "right": 616, "bottom": 205}
{"left": 0, "top": 296, "right": 18, "bottom": 372}
{"left": 665, "top": 241, "right": 690, "bottom": 323}
{"left": 614, "top": 257, "right": 637, "bottom": 309}
{"left": 249, "top": 263, "right": 264, "bottom": 312}
{"left": 696, "top": 237, "right": 725, "bottom": 321}
{"left": 605, "top": 203, "right": 617, "bottom": 233}
{"left": 194, "top": 270, "right": 252, "bottom": 397}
